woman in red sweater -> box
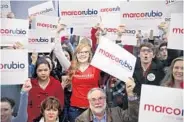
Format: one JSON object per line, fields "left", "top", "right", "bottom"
{"left": 66, "top": 39, "right": 100, "bottom": 122}
{"left": 27, "top": 57, "right": 64, "bottom": 122}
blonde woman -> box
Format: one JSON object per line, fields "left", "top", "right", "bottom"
{"left": 66, "top": 40, "right": 101, "bottom": 122}
{"left": 161, "top": 57, "right": 184, "bottom": 89}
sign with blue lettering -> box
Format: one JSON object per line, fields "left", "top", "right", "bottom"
{"left": 0, "top": 50, "right": 28, "bottom": 85}
{"left": 91, "top": 37, "right": 136, "bottom": 82}
{"left": 28, "top": 29, "right": 55, "bottom": 52}
{"left": 0, "top": 18, "right": 29, "bottom": 47}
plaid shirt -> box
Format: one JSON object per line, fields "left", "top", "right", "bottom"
{"left": 105, "top": 76, "right": 128, "bottom": 109}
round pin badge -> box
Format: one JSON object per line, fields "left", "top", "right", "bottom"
{"left": 147, "top": 73, "right": 155, "bottom": 81}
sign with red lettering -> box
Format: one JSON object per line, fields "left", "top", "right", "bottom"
{"left": 32, "top": 15, "right": 58, "bottom": 30}
{"left": 168, "top": 13, "right": 183, "bottom": 50}
{"left": 91, "top": 37, "right": 136, "bottom": 82}
{"left": 139, "top": 85, "right": 183, "bottom": 122}
{"left": 0, "top": 50, "right": 28, "bottom": 85}
{"left": 0, "top": 18, "right": 29, "bottom": 47}
{"left": 59, "top": 1, "right": 100, "bottom": 27}
{"left": 120, "top": 1, "right": 167, "bottom": 29}
{"left": 28, "top": 1, "right": 56, "bottom": 17}
{"left": 28, "top": 29, "right": 55, "bottom": 52}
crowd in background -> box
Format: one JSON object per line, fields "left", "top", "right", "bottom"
{"left": 0, "top": 9, "right": 183, "bottom": 122}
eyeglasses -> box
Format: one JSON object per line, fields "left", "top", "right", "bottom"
{"left": 89, "top": 96, "right": 106, "bottom": 103}
{"left": 140, "top": 49, "right": 153, "bottom": 53}
{"left": 77, "top": 51, "right": 90, "bottom": 55}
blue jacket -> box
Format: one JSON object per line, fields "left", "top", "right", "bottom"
{"left": 11, "top": 91, "right": 28, "bottom": 122}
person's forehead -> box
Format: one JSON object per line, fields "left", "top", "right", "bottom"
{"left": 160, "top": 46, "right": 167, "bottom": 49}
{"left": 174, "top": 60, "right": 184, "bottom": 65}
{"left": 90, "top": 90, "right": 104, "bottom": 98}
{"left": 0, "top": 102, "right": 11, "bottom": 108}
{"left": 141, "top": 46, "right": 151, "bottom": 50}
{"left": 80, "top": 47, "right": 90, "bottom": 51}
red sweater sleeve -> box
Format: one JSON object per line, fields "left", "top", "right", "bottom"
{"left": 91, "top": 27, "right": 98, "bottom": 51}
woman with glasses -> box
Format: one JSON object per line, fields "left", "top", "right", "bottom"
{"left": 64, "top": 38, "right": 101, "bottom": 122}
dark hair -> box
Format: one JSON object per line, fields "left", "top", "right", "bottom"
{"left": 40, "top": 96, "right": 62, "bottom": 116}
{"left": 1, "top": 97, "right": 15, "bottom": 109}
{"left": 62, "top": 47, "right": 73, "bottom": 61}
{"left": 159, "top": 42, "right": 167, "bottom": 50}
{"left": 33, "top": 57, "right": 51, "bottom": 78}
{"left": 139, "top": 42, "right": 156, "bottom": 54}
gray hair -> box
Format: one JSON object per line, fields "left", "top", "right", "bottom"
{"left": 87, "top": 88, "right": 106, "bottom": 100}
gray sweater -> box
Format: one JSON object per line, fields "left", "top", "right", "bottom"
{"left": 11, "top": 91, "right": 28, "bottom": 122}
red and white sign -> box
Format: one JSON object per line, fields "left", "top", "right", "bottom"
{"left": 28, "top": 1, "right": 56, "bottom": 17}
{"left": 32, "top": 15, "right": 58, "bottom": 30}
{"left": 59, "top": 1, "right": 100, "bottom": 27}
{"left": 0, "top": 18, "right": 29, "bottom": 47}
{"left": 120, "top": 1, "right": 167, "bottom": 30}
{"left": 91, "top": 37, "right": 136, "bottom": 82}
{"left": 0, "top": 50, "right": 28, "bottom": 85}
{"left": 167, "top": 13, "right": 183, "bottom": 50}
{"left": 139, "top": 85, "right": 183, "bottom": 122}
{"left": 28, "top": 29, "right": 55, "bottom": 52}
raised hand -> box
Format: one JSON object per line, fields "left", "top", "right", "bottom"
{"left": 22, "top": 79, "right": 32, "bottom": 92}
{"left": 125, "top": 77, "right": 135, "bottom": 97}
{"left": 31, "top": 51, "right": 38, "bottom": 65}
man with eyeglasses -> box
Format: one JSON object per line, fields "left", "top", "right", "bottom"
{"left": 133, "top": 42, "right": 165, "bottom": 97}
{"left": 76, "top": 78, "right": 139, "bottom": 122}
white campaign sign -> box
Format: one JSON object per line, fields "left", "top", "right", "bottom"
{"left": 167, "top": 13, "right": 183, "bottom": 50}
{"left": 139, "top": 85, "right": 183, "bottom": 122}
{"left": 0, "top": 50, "right": 28, "bottom": 85}
{"left": 28, "top": 29, "right": 55, "bottom": 52}
{"left": 32, "top": 15, "right": 58, "bottom": 30}
{"left": 91, "top": 37, "right": 136, "bottom": 82}
{"left": 28, "top": 1, "right": 56, "bottom": 17}
{"left": 121, "top": 28, "right": 137, "bottom": 46}
{"left": 0, "top": 18, "right": 29, "bottom": 47}
{"left": 120, "top": 1, "right": 167, "bottom": 30}
{"left": 59, "top": 1, "right": 100, "bottom": 27}
{"left": 0, "top": 0, "right": 11, "bottom": 17}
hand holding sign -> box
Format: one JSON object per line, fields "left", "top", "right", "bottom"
{"left": 125, "top": 77, "right": 135, "bottom": 97}
{"left": 22, "top": 79, "right": 32, "bottom": 92}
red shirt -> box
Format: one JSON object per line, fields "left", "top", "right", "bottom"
{"left": 70, "top": 65, "right": 100, "bottom": 108}
{"left": 27, "top": 76, "right": 64, "bottom": 122}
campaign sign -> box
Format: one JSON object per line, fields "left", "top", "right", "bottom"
{"left": 0, "top": 50, "right": 28, "bottom": 85}
{"left": 121, "top": 28, "right": 137, "bottom": 46}
{"left": 167, "top": 13, "right": 183, "bottom": 50}
{"left": 59, "top": 1, "right": 100, "bottom": 27}
{"left": 28, "top": 1, "right": 56, "bottom": 17}
{"left": 91, "top": 37, "right": 136, "bottom": 82}
{"left": 0, "top": 0, "right": 11, "bottom": 17}
{"left": 32, "top": 15, "right": 58, "bottom": 30}
{"left": 139, "top": 85, "right": 183, "bottom": 122}
{"left": 0, "top": 18, "right": 29, "bottom": 47}
{"left": 120, "top": 1, "right": 167, "bottom": 29}
{"left": 28, "top": 29, "right": 55, "bottom": 52}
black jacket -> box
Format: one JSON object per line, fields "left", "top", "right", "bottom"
{"left": 133, "top": 58, "right": 165, "bottom": 97}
